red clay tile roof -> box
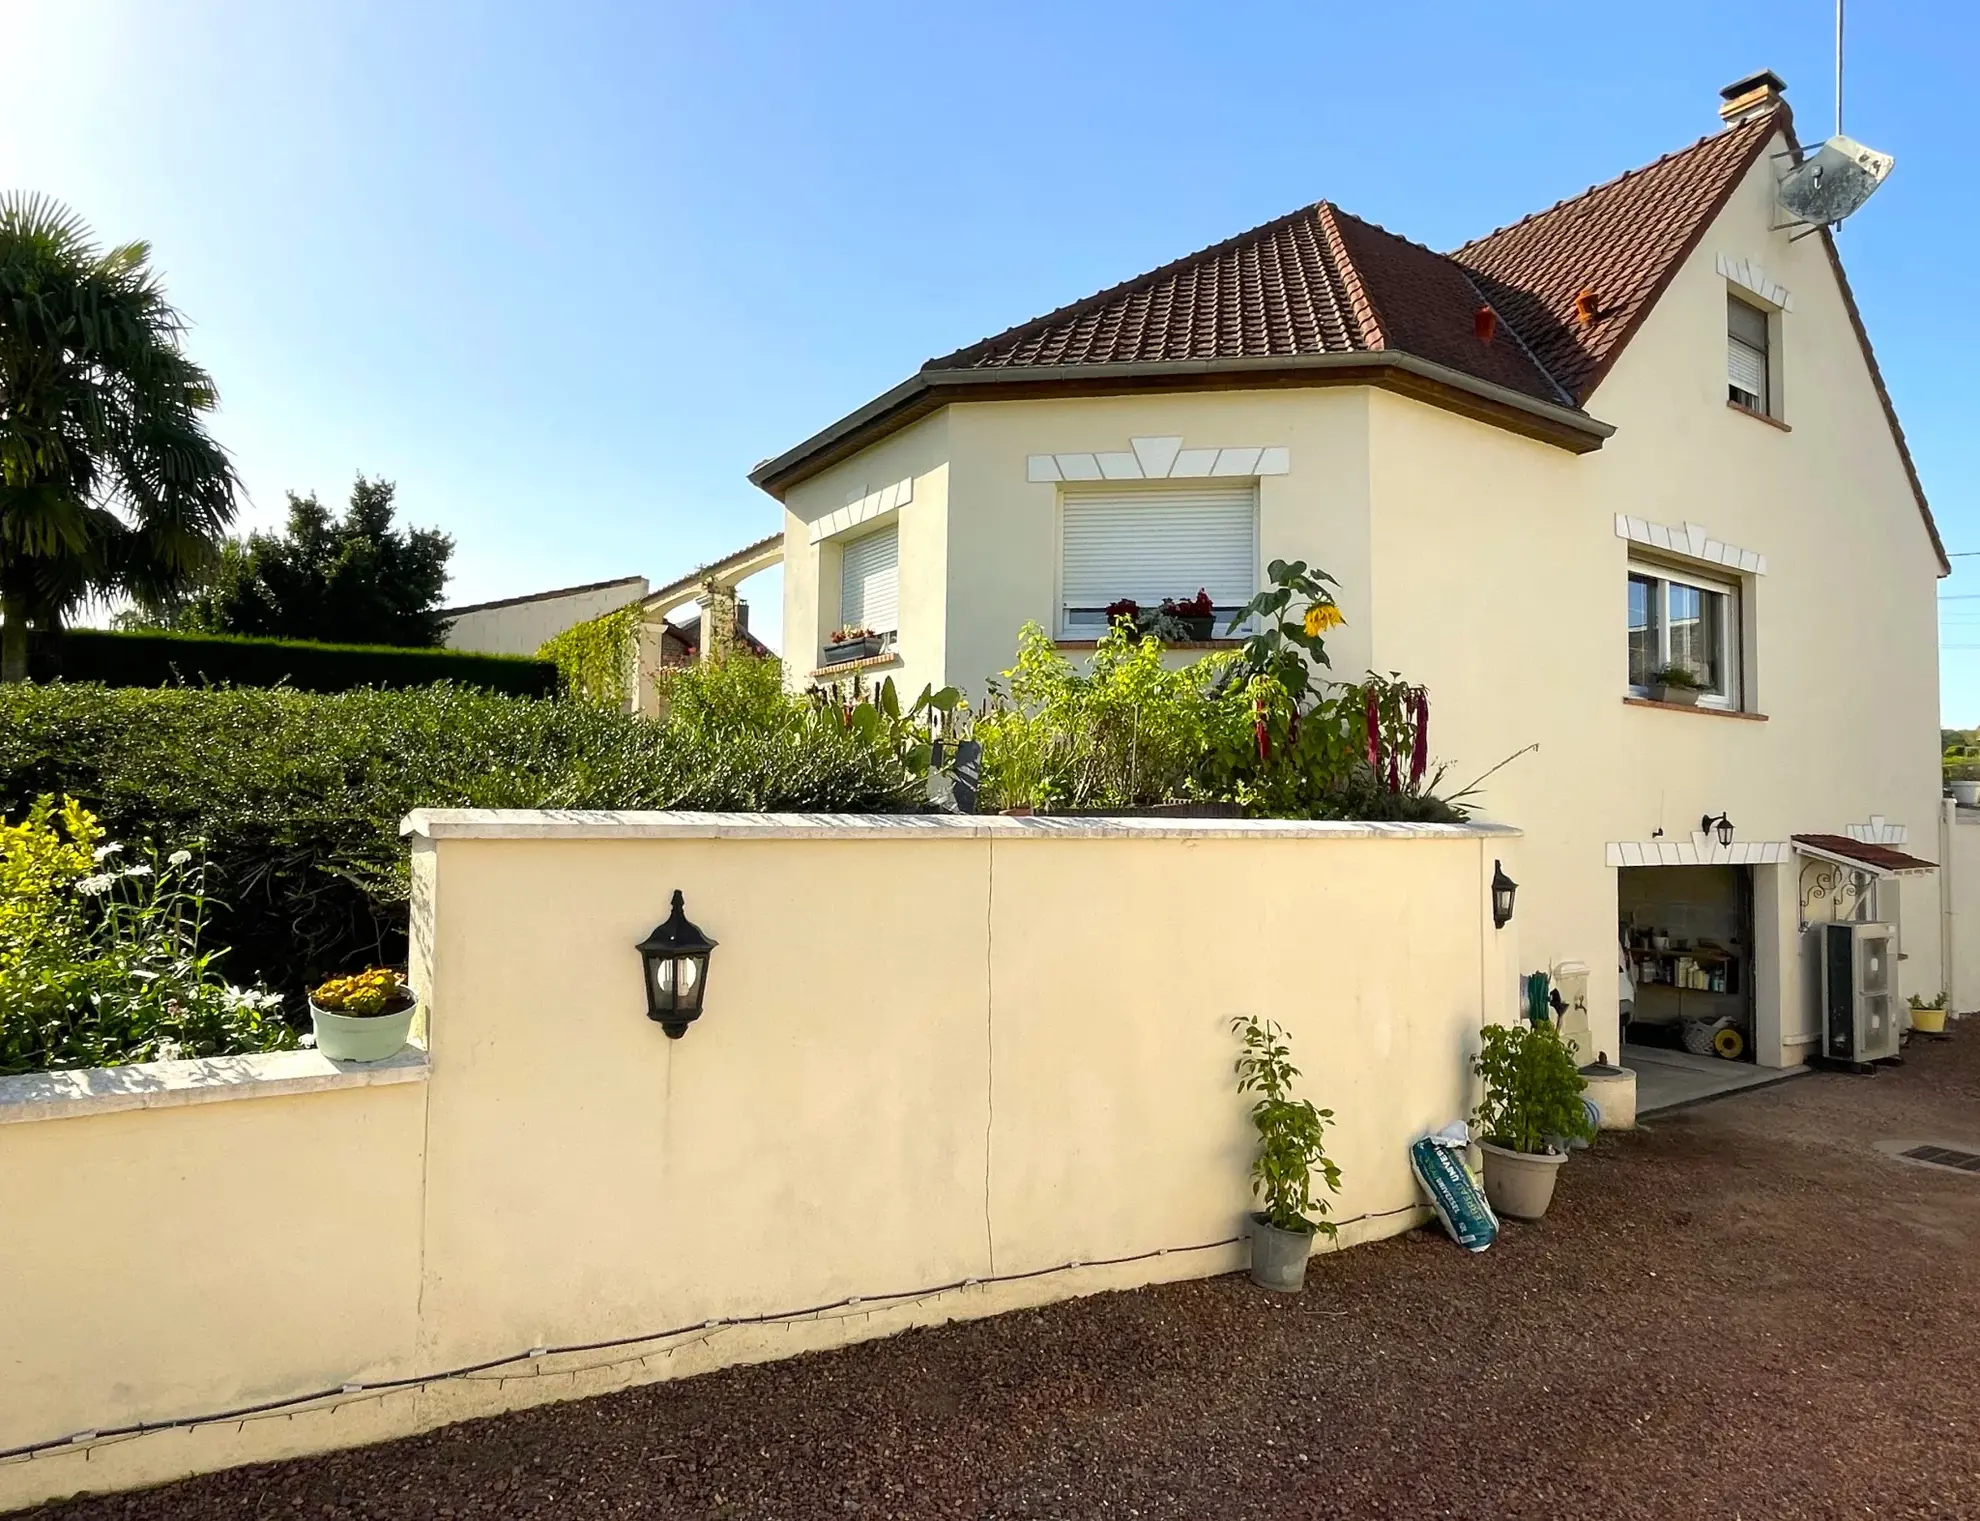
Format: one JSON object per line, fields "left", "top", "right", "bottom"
{"left": 1452, "top": 112, "right": 1779, "bottom": 404}
{"left": 757, "top": 99, "right": 1941, "bottom": 568}
{"left": 925, "top": 203, "right": 1566, "bottom": 405}
{"left": 1793, "top": 835, "right": 1937, "bottom": 875}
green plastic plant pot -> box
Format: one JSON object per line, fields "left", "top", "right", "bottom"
{"left": 309, "top": 1000, "right": 415, "bottom": 1063}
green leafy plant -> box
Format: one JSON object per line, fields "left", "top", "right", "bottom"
{"left": 975, "top": 622, "right": 1231, "bottom": 811}
{"left": 1648, "top": 663, "right": 1708, "bottom": 691}
{"left": 0, "top": 795, "right": 294, "bottom": 1075}
{"left": 1226, "top": 558, "right": 1345, "bottom": 698}
{"left": 1, "top": 194, "right": 239, "bottom": 682}
{"left": 811, "top": 673, "right": 963, "bottom": 779}
{"left": 539, "top": 604, "right": 641, "bottom": 708}
{"left": 1470, "top": 1019, "right": 1595, "bottom": 1156}
{"left": 1908, "top": 992, "right": 1947, "bottom": 1011}
{"left": 1231, "top": 1015, "right": 1343, "bottom": 1236}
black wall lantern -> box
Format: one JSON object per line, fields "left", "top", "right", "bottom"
{"left": 636, "top": 890, "right": 718, "bottom": 1038}
{"left": 1701, "top": 812, "right": 1735, "bottom": 847}
{"left": 1490, "top": 860, "right": 1518, "bottom": 929}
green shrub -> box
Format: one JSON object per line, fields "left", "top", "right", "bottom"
{"left": 976, "top": 623, "right": 1230, "bottom": 811}
{"left": 0, "top": 680, "right": 922, "bottom": 1003}
{"left": 1232, "top": 1015, "right": 1343, "bottom": 1236}
{"left": 1, "top": 796, "right": 295, "bottom": 1075}
{"left": 538, "top": 606, "right": 640, "bottom": 708}
{"left": 27, "top": 627, "right": 558, "bottom": 697}
{"left": 973, "top": 618, "right": 1465, "bottom": 822}
{"left": 1471, "top": 1019, "right": 1595, "bottom": 1156}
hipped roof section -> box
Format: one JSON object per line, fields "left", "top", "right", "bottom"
{"left": 750, "top": 103, "right": 1941, "bottom": 570}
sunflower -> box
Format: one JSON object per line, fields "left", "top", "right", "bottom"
{"left": 1303, "top": 602, "right": 1345, "bottom": 636}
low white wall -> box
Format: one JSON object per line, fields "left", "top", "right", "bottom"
{"left": 1941, "top": 800, "right": 1980, "bottom": 1012}
{"left": 0, "top": 812, "right": 1518, "bottom": 1509}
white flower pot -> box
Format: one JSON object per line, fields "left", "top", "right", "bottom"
{"left": 1479, "top": 1141, "right": 1569, "bottom": 1221}
{"left": 1951, "top": 781, "right": 1980, "bottom": 808}
{"left": 309, "top": 999, "right": 415, "bottom": 1063}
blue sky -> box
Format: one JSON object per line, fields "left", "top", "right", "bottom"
{"left": 4, "top": 1, "right": 1974, "bottom": 712}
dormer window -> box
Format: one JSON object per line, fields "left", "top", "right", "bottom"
{"left": 1727, "top": 295, "right": 1771, "bottom": 415}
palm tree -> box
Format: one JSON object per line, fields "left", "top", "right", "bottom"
{"left": 0, "top": 193, "right": 238, "bottom": 680}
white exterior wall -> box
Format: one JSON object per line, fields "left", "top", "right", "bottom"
{"left": 444, "top": 578, "right": 648, "bottom": 657}
{"left": 942, "top": 390, "right": 1374, "bottom": 697}
{"left": 780, "top": 410, "right": 950, "bottom": 697}
{"left": 776, "top": 130, "right": 1942, "bottom": 1067}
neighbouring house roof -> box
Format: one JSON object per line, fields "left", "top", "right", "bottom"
{"left": 441, "top": 574, "right": 648, "bottom": 619}
{"left": 1792, "top": 834, "right": 1937, "bottom": 876}
{"left": 640, "top": 531, "right": 785, "bottom": 615}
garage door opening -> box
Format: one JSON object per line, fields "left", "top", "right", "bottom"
{"left": 1620, "top": 865, "right": 1756, "bottom": 1064}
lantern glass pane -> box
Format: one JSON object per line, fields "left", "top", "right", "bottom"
{"left": 654, "top": 956, "right": 701, "bottom": 1001}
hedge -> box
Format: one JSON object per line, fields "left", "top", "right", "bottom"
{"left": 0, "top": 681, "right": 920, "bottom": 1005}
{"left": 26, "top": 627, "right": 559, "bottom": 697}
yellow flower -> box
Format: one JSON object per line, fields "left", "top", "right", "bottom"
{"left": 1304, "top": 603, "right": 1345, "bottom": 636}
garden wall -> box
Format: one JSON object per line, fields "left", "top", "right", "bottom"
{"left": 0, "top": 812, "right": 1519, "bottom": 1510}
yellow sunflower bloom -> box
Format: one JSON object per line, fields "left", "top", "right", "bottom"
{"left": 1304, "top": 602, "right": 1345, "bottom": 636}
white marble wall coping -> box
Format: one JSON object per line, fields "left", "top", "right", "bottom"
{"left": 402, "top": 808, "right": 1519, "bottom": 844}
{"left": 0, "top": 1045, "right": 429, "bottom": 1127}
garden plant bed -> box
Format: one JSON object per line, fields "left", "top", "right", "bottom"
{"left": 35, "top": 1035, "right": 1980, "bottom": 1519}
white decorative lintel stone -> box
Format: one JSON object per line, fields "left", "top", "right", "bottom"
{"left": 1717, "top": 253, "right": 1794, "bottom": 312}
{"left": 1607, "top": 838, "right": 1789, "bottom": 868}
{"left": 1615, "top": 514, "right": 1767, "bottom": 576}
{"left": 1847, "top": 815, "right": 1907, "bottom": 846}
{"left": 809, "top": 476, "right": 915, "bottom": 544}
{"left": 1026, "top": 438, "right": 1290, "bottom": 484}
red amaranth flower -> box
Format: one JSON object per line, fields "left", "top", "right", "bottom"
{"left": 1409, "top": 689, "right": 1429, "bottom": 790}
{"left": 1364, "top": 689, "right": 1380, "bottom": 770}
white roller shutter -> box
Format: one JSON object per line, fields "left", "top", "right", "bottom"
{"left": 840, "top": 525, "right": 899, "bottom": 634}
{"left": 1060, "top": 483, "right": 1257, "bottom": 632}
{"left": 1727, "top": 297, "right": 1768, "bottom": 408}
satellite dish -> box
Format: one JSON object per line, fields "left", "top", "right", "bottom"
{"left": 1778, "top": 134, "right": 1894, "bottom": 226}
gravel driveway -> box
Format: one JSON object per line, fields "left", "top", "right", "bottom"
{"left": 35, "top": 1032, "right": 1980, "bottom": 1520}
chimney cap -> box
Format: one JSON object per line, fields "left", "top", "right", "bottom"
{"left": 1719, "top": 70, "right": 1788, "bottom": 126}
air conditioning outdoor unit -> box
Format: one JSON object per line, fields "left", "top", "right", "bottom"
{"left": 1819, "top": 921, "right": 1899, "bottom": 1063}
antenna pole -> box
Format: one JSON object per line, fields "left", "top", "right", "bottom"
{"left": 1836, "top": 0, "right": 1845, "bottom": 136}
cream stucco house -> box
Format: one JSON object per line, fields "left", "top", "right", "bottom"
{"left": 749, "top": 73, "right": 1945, "bottom": 1072}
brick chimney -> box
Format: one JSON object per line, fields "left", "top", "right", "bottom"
{"left": 1719, "top": 70, "right": 1787, "bottom": 128}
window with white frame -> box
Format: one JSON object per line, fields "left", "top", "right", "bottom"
{"left": 1628, "top": 562, "right": 1740, "bottom": 706}
{"left": 839, "top": 524, "right": 899, "bottom": 637}
{"left": 1059, "top": 482, "right": 1257, "bottom": 637}
{"left": 1727, "top": 294, "right": 1771, "bottom": 415}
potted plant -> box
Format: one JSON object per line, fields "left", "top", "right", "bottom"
{"left": 310, "top": 967, "right": 418, "bottom": 1062}
{"left": 1470, "top": 1018, "right": 1595, "bottom": 1221}
{"left": 824, "top": 625, "right": 882, "bottom": 665}
{"left": 1232, "top": 1015, "right": 1343, "bottom": 1292}
{"left": 1646, "top": 664, "right": 1708, "bottom": 705}
{"left": 1159, "top": 588, "right": 1217, "bottom": 642}
{"left": 1947, "top": 762, "right": 1980, "bottom": 808}
{"left": 1103, "top": 597, "right": 1142, "bottom": 631}
{"left": 1908, "top": 991, "right": 1949, "bottom": 1035}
